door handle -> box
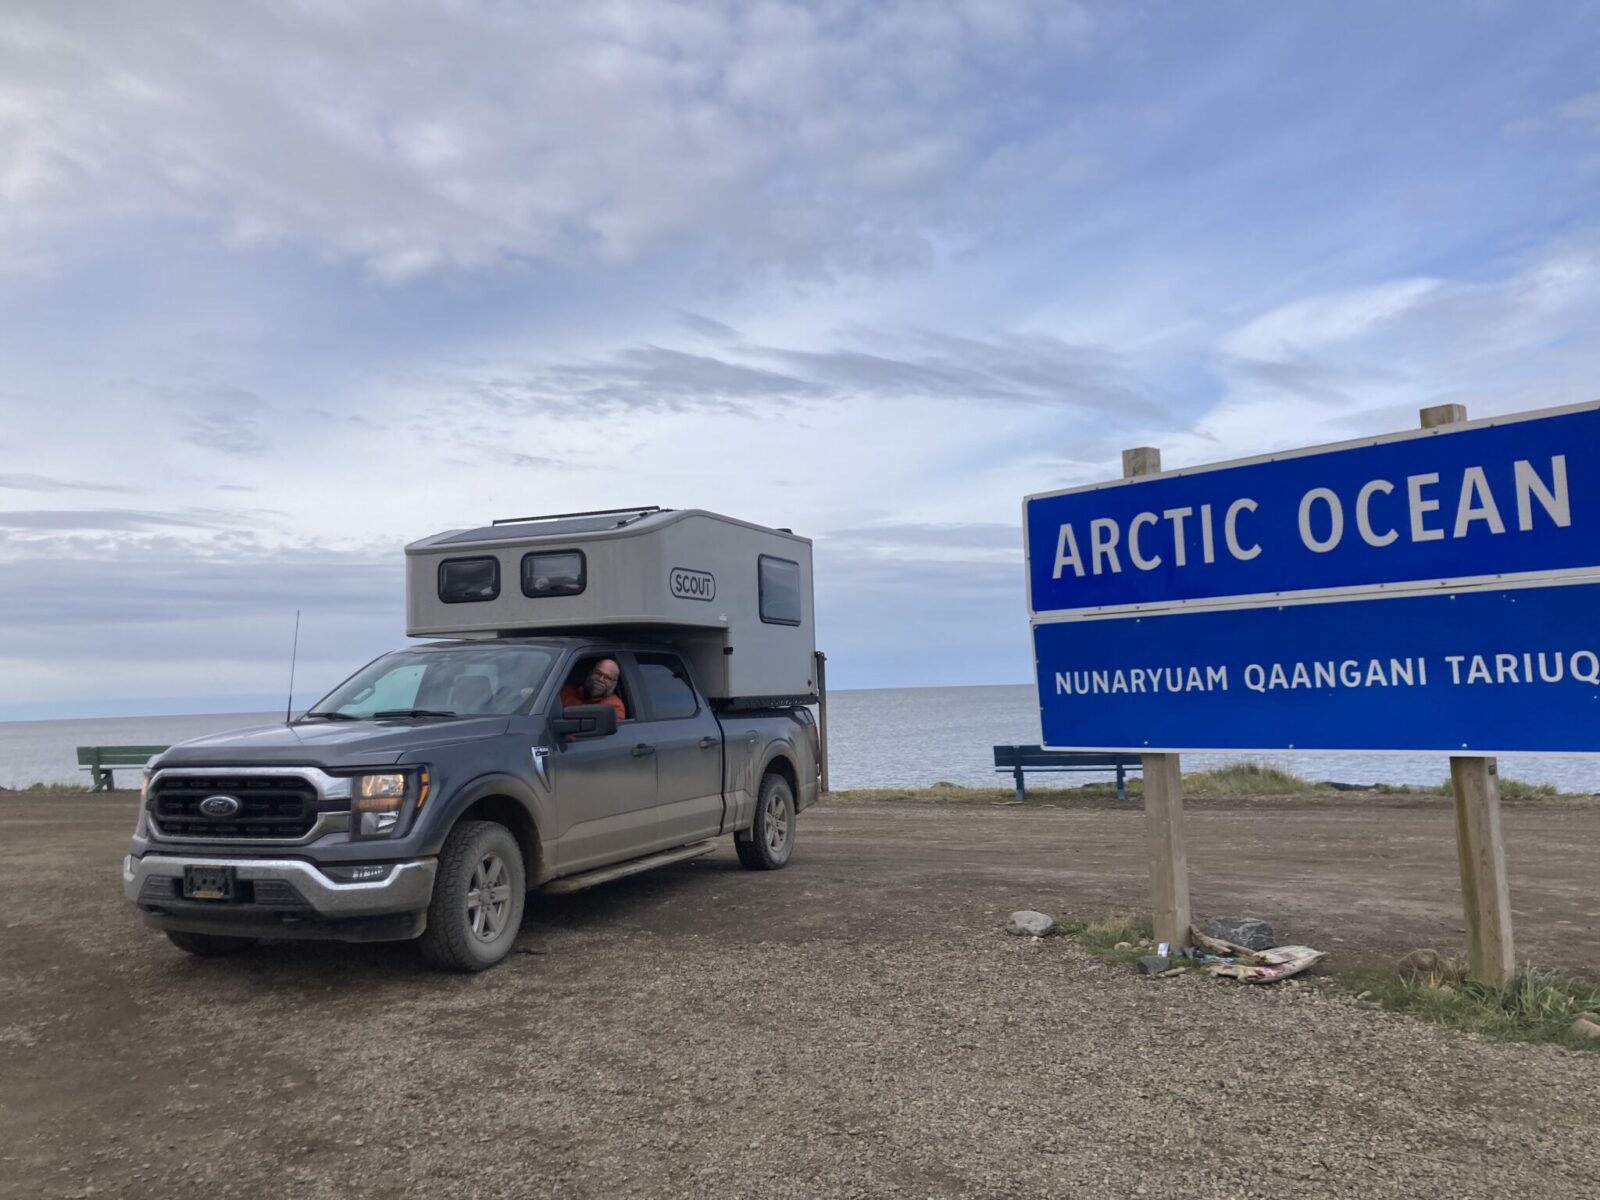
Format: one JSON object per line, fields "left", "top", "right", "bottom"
{"left": 631, "top": 743, "right": 656, "bottom": 757}
{"left": 698, "top": 736, "right": 717, "bottom": 749}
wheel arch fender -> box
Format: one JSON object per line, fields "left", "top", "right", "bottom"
{"left": 733, "top": 747, "right": 800, "bottom": 837}
{"left": 757, "top": 747, "right": 799, "bottom": 798}
{"left": 424, "top": 773, "right": 547, "bottom": 885}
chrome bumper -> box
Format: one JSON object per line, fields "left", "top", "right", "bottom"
{"left": 123, "top": 854, "right": 437, "bottom": 918}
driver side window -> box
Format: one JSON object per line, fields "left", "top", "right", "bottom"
{"left": 561, "top": 655, "right": 632, "bottom": 723}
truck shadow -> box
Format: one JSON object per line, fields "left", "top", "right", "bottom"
{"left": 149, "top": 849, "right": 766, "bottom": 985}
{"left": 522, "top": 855, "right": 726, "bottom": 927}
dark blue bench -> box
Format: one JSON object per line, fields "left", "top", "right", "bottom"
{"left": 993, "top": 745, "right": 1143, "bottom": 802}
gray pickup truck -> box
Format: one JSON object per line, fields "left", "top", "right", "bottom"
{"left": 123, "top": 636, "right": 820, "bottom": 971}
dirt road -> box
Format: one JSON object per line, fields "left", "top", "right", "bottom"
{"left": 3, "top": 790, "right": 1597, "bottom": 1198}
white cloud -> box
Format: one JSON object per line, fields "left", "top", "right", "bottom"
{"left": 1221, "top": 278, "right": 1442, "bottom": 362}
{"left": 1189, "top": 236, "right": 1600, "bottom": 461}
{"left": 1558, "top": 89, "right": 1600, "bottom": 134}
{"left": 0, "top": 0, "right": 1092, "bottom": 280}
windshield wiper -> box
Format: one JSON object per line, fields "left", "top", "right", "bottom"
{"left": 371, "top": 708, "right": 459, "bottom": 720}
{"left": 299, "top": 710, "right": 360, "bottom": 722}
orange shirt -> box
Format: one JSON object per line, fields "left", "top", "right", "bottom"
{"left": 559, "top": 682, "right": 626, "bottom": 720}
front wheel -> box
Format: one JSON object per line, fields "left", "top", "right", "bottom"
{"left": 418, "top": 820, "right": 526, "bottom": 972}
{"left": 736, "top": 773, "right": 796, "bottom": 870}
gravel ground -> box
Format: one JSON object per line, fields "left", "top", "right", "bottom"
{"left": 2, "top": 790, "right": 1598, "bottom": 1199}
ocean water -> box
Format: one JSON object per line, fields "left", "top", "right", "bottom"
{"left": 3, "top": 684, "right": 1598, "bottom": 793}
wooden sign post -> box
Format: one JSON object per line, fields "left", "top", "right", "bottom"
{"left": 1420, "top": 403, "right": 1516, "bottom": 986}
{"left": 1122, "top": 446, "right": 1192, "bottom": 950}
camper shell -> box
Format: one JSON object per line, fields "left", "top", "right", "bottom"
{"left": 405, "top": 507, "right": 817, "bottom": 708}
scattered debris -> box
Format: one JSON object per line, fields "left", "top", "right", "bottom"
{"left": 1189, "top": 925, "right": 1326, "bottom": 984}
{"left": 1006, "top": 910, "right": 1056, "bottom": 937}
{"left": 1200, "top": 915, "right": 1277, "bottom": 951}
{"left": 1205, "top": 945, "right": 1326, "bottom": 984}
{"left": 1137, "top": 955, "right": 1171, "bottom": 975}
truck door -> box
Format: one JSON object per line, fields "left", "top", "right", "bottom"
{"left": 629, "top": 651, "right": 724, "bottom": 847}
{"left": 548, "top": 653, "right": 657, "bottom": 872}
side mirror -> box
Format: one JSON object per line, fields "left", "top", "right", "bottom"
{"left": 552, "top": 704, "right": 619, "bottom": 740}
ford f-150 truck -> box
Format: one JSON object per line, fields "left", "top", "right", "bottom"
{"left": 124, "top": 635, "right": 821, "bottom": 971}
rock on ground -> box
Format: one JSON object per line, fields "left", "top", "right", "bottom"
{"left": 1006, "top": 910, "right": 1056, "bottom": 937}
{"left": 1201, "top": 915, "right": 1277, "bottom": 950}
{"left": 1397, "top": 947, "right": 1462, "bottom": 983}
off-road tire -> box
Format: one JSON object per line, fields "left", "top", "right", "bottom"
{"left": 418, "top": 820, "right": 526, "bottom": 973}
{"left": 736, "top": 773, "right": 796, "bottom": 871}
{"left": 165, "top": 930, "right": 258, "bottom": 957}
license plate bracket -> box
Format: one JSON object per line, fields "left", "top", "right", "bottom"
{"left": 182, "top": 865, "right": 236, "bottom": 901}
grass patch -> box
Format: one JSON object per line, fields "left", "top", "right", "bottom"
{"left": 825, "top": 768, "right": 1586, "bottom": 807}
{"left": 1331, "top": 965, "right": 1600, "bottom": 1052}
{"left": 1056, "top": 914, "right": 1154, "bottom": 964}
{"left": 1181, "top": 762, "right": 1310, "bottom": 797}
{"left": 1429, "top": 777, "right": 1561, "bottom": 800}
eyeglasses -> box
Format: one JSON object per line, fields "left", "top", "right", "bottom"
{"left": 589, "top": 669, "right": 619, "bottom": 684}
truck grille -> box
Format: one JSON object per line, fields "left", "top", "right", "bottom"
{"left": 151, "top": 775, "right": 320, "bottom": 840}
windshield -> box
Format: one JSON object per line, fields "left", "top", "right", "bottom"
{"left": 304, "top": 645, "right": 557, "bottom": 719}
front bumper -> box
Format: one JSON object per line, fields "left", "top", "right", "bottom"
{"left": 123, "top": 854, "right": 438, "bottom": 943}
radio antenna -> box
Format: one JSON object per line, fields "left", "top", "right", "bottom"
{"left": 285, "top": 609, "right": 302, "bottom": 724}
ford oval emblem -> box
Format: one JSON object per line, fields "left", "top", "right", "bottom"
{"left": 199, "top": 795, "right": 242, "bottom": 818}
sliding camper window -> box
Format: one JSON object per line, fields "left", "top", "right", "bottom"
{"left": 438, "top": 556, "right": 500, "bottom": 604}
{"left": 521, "top": 549, "right": 586, "bottom": 598}
{"left": 758, "top": 554, "right": 802, "bottom": 625}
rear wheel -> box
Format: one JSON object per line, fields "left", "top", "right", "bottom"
{"left": 736, "top": 773, "right": 796, "bottom": 870}
{"left": 165, "top": 930, "right": 257, "bottom": 957}
{"left": 418, "top": 820, "right": 526, "bottom": 972}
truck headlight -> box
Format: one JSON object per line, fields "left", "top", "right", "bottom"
{"left": 351, "top": 770, "right": 429, "bottom": 839}
{"left": 133, "top": 770, "right": 153, "bottom": 838}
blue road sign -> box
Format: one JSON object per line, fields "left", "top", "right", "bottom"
{"left": 1025, "top": 404, "right": 1599, "bottom": 616}
{"left": 1032, "top": 581, "right": 1600, "bottom": 754}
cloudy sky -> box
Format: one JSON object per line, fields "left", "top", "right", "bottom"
{"left": 2, "top": 0, "right": 1599, "bottom": 718}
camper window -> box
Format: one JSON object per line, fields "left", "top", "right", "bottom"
{"left": 635, "top": 653, "right": 698, "bottom": 720}
{"left": 521, "top": 549, "right": 586, "bottom": 598}
{"left": 438, "top": 556, "right": 500, "bottom": 604}
{"left": 758, "top": 554, "right": 802, "bottom": 626}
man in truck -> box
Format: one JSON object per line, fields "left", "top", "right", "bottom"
{"left": 559, "top": 657, "right": 627, "bottom": 719}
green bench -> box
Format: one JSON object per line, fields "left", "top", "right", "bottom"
{"left": 76, "top": 745, "right": 168, "bottom": 792}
